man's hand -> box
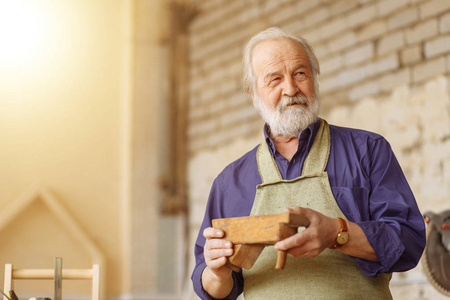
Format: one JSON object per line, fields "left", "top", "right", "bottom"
{"left": 274, "top": 207, "right": 338, "bottom": 257}
{"left": 274, "top": 206, "right": 379, "bottom": 261}
{"left": 201, "top": 227, "right": 234, "bottom": 298}
{"left": 203, "top": 227, "right": 234, "bottom": 277}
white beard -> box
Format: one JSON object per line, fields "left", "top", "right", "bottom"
{"left": 253, "top": 93, "right": 320, "bottom": 138}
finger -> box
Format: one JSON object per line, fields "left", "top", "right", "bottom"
{"left": 203, "top": 227, "right": 224, "bottom": 239}
{"left": 206, "top": 256, "right": 228, "bottom": 270}
{"left": 205, "top": 239, "right": 233, "bottom": 251}
{"left": 205, "top": 247, "right": 234, "bottom": 261}
{"left": 287, "top": 245, "right": 322, "bottom": 258}
{"left": 275, "top": 234, "right": 324, "bottom": 258}
{"left": 274, "top": 232, "right": 305, "bottom": 251}
{"left": 285, "top": 206, "right": 307, "bottom": 215}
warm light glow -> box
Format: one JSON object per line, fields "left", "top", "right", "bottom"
{"left": 0, "top": 1, "right": 46, "bottom": 66}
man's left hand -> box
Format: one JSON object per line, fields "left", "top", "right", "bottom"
{"left": 274, "top": 206, "right": 340, "bottom": 257}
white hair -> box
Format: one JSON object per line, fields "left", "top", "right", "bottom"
{"left": 253, "top": 93, "right": 320, "bottom": 138}
{"left": 242, "top": 27, "right": 320, "bottom": 97}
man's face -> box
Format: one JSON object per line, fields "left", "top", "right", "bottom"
{"left": 251, "top": 38, "right": 319, "bottom": 137}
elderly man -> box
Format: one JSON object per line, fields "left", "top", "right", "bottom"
{"left": 191, "top": 27, "right": 426, "bottom": 299}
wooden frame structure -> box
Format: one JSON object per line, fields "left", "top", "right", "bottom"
{"left": 4, "top": 261, "right": 100, "bottom": 300}
{"left": 0, "top": 185, "right": 105, "bottom": 298}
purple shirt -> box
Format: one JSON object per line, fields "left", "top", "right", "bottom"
{"left": 192, "top": 120, "right": 426, "bottom": 300}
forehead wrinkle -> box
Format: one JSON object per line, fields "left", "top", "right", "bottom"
{"left": 255, "top": 48, "right": 310, "bottom": 73}
{"left": 293, "top": 62, "right": 308, "bottom": 70}
{"left": 261, "top": 58, "right": 310, "bottom": 81}
{"left": 252, "top": 38, "right": 312, "bottom": 88}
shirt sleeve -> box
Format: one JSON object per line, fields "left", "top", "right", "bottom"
{"left": 352, "top": 137, "right": 426, "bottom": 277}
{"left": 191, "top": 178, "right": 244, "bottom": 299}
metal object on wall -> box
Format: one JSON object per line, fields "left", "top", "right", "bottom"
{"left": 423, "top": 210, "right": 450, "bottom": 296}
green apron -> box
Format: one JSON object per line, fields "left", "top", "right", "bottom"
{"left": 242, "top": 119, "right": 392, "bottom": 299}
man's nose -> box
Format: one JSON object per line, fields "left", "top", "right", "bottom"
{"left": 282, "top": 77, "right": 299, "bottom": 97}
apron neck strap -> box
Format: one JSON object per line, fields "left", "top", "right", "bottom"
{"left": 257, "top": 140, "right": 283, "bottom": 183}
{"left": 302, "top": 118, "right": 330, "bottom": 175}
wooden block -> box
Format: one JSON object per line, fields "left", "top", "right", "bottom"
{"left": 212, "top": 212, "right": 310, "bottom": 270}
{"left": 227, "top": 244, "right": 265, "bottom": 271}
{"left": 212, "top": 212, "right": 309, "bottom": 244}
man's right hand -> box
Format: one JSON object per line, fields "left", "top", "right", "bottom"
{"left": 201, "top": 227, "right": 234, "bottom": 298}
{"left": 203, "top": 227, "right": 234, "bottom": 277}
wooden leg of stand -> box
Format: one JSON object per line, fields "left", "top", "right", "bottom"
{"left": 4, "top": 264, "right": 13, "bottom": 300}
{"left": 54, "top": 258, "right": 62, "bottom": 300}
{"left": 275, "top": 250, "right": 287, "bottom": 269}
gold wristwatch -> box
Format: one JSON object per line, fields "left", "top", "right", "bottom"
{"left": 331, "top": 217, "right": 348, "bottom": 248}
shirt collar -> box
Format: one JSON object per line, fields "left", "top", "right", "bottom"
{"left": 264, "top": 118, "right": 321, "bottom": 156}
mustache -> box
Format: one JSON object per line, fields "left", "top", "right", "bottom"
{"left": 278, "top": 95, "right": 309, "bottom": 110}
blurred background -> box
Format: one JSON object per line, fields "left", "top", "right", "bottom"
{"left": 0, "top": 0, "right": 449, "bottom": 299}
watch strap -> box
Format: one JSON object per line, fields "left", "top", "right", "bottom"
{"left": 331, "top": 217, "right": 348, "bottom": 249}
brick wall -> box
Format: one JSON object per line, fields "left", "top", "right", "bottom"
{"left": 188, "top": 0, "right": 450, "bottom": 153}
{"left": 186, "top": 0, "right": 450, "bottom": 298}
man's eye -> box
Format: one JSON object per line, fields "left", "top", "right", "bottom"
{"left": 295, "top": 72, "right": 306, "bottom": 80}
{"left": 269, "top": 78, "right": 280, "bottom": 85}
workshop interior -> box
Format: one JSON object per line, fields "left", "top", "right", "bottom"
{"left": 0, "top": 0, "right": 449, "bottom": 299}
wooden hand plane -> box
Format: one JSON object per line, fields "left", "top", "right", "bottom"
{"left": 212, "top": 212, "right": 310, "bottom": 271}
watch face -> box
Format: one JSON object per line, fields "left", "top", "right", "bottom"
{"left": 337, "top": 232, "right": 349, "bottom": 245}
